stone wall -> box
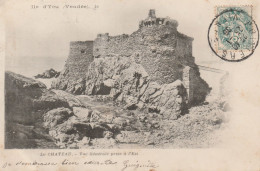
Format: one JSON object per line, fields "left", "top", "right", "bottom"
{"left": 93, "top": 24, "right": 193, "bottom": 85}
{"left": 176, "top": 33, "right": 193, "bottom": 58}
{"left": 183, "top": 66, "right": 210, "bottom": 105}
{"left": 52, "top": 41, "right": 94, "bottom": 94}
{"left": 53, "top": 9, "right": 210, "bottom": 106}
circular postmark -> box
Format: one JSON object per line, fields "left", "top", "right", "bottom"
{"left": 208, "top": 7, "right": 259, "bottom": 62}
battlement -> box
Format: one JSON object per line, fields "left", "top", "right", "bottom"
{"left": 148, "top": 9, "right": 156, "bottom": 18}
{"left": 70, "top": 10, "right": 194, "bottom": 78}
{"left": 70, "top": 41, "right": 93, "bottom": 46}
{"left": 96, "top": 33, "right": 109, "bottom": 41}
{"left": 139, "top": 9, "right": 179, "bottom": 28}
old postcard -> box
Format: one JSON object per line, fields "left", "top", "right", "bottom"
{"left": 1, "top": 0, "right": 260, "bottom": 170}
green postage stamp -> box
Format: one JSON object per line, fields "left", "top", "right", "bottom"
{"left": 208, "top": 6, "right": 259, "bottom": 62}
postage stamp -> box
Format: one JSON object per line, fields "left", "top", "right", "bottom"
{"left": 208, "top": 6, "right": 259, "bottom": 62}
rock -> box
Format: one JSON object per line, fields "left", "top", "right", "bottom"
{"left": 4, "top": 69, "right": 222, "bottom": 149}
{"left": 51, "top": 90, "right": 85, "bottom": 108}
{"left": 84, "top": 56, "right": 188, "bottom": 119}
{"left": 89, "top": 110, "right": 102, "bottom": 122}
{"left": 35, "top": 68, "right": 60, "bottom": 79}
{"left": 106, "top": 124, "right": 120, "bottom": 132}
{"left": 43, "top": 107, "right": 73, "bottom": 129}
{"left": 88, "top": 123, "right": 107, "bottom": 138}
{"left": 54, "top": 132, "right": 81, "bottom": 148}
{"left": 90, "top": 138, "right": 117, "bottom": 148}
{"left": 77, "top": 137, "right": 91, "bottom": 147}
{"left": 103, "top": 79, "right": 116, "bottom": 87}
{"left": 5, "top": 123, "right": 36, "bottom": 148}
{"left": 222, "top": 102, "right": 231, "bottom": 112}
{"left": 103, "top": 131, "right": 113, "bottom": 139}
{"left": 5, "top": 71, "right": 47, "bottom": 124}
{"left": 49, "top": 119, "right": 75, "bottom": 136}
{"left": 124, "top": 96, "right": 139, "bottom": 110}
{"left": 81, "top": 137, "right": 91, "bottom": 144}
{"left": 138, "top": 115, "right": 147, "bottom": 122}
{"left": 115, "top": 131, "right": 140, "bottom": 143}
{"left": 151, "top": 120, "right": 160, "bottom": 129}
{"left": 4, "top": 71, "right": 90, "bottom": 149}
{"left": 112, "top": 117, "right": 128, "bottom": 127}
{"left": 218, "top": 100, "right": 231, "bottom": 112}
{"left": 89, "top": 110, "right": 115, "bottom": 124}
{"left": 34, "top": 90, "right": 71, "bottom": 110}
{"left": 5, "top": 71, "right": 46, "bottom": 95}
{"left": 73, "top": 107, "right": 92, "bottom": 122}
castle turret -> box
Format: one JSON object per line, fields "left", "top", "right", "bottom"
{"left": 139, "top": 9, "right": 179, "bottom": 29}
{"left": 148, "top": 9, "right": 156, "bottom": 18}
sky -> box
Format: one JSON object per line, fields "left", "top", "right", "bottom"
{"left": 4, "top": 0, "right": 220, "bottom": 59}
{"left": 4, "top": 0, "right": 259, "bottom": 73}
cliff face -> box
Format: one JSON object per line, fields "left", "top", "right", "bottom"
{"left": 52, "top": 10, "right": 210, "bottom": 117}
{"left": 85, "top": 56, "right": 187, "bottom": 119}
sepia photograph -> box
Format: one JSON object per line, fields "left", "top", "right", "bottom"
{"left": 5, "top": 7, "right": 232, "bottom": 149}
{"left": 1, "top": 0, "right": 260, "bottom": 170}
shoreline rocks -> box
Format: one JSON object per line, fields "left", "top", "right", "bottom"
{"left": 5, "top": 71, "right": 225, "bottom": 149}
{"left": 34, "top": 68, "right": 60, "bottom": 79}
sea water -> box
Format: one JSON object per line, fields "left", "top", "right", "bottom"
{"left": 5, "top": 55, "right": 66, "bottom": 88}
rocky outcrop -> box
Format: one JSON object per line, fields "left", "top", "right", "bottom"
{"left": 5, "top": 71, "right": 132, "bottom": 148}
{"left": 85, "top": 56, "right": 188, "bottom": 119}
{"left": 5, "top": 71, "right": 47, "bottom": 124}
{"left": 5, "top": 71, "right": 86, "bottom": 148}
{"left": 34, "top": 68, "right": 60, "bottom": 79}
{"left": 43, "top": 107, "right": 73, "bottom": 128}
{"left": 5, "top": 71, "right": 56, "bottom": 148}
{"left": 5, "top": 71, "right": 224, "bottom": 149}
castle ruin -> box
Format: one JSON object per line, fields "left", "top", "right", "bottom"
{"left": 53, "top": 9, "right": 209, "bottom": 109}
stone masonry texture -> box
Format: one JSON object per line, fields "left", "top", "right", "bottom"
{"left": 52, "top": 9, "right": 210, "bottom": 119}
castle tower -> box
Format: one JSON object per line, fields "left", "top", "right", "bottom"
{"left": 52, "top": 41, "right": 94, "bottom": 94}
{"left": 148, "top": 9, "right": 156, "bottom": 18}
{"left": 53, "top": 9, "right": 209, "bottom": 105}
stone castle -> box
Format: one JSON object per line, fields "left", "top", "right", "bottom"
{"left": 53, "top": 9, "right": 209, "bottom": 118}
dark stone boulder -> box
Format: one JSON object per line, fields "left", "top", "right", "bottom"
{"left": 5, "top": 71, "right": 78, "bottom": 148}
{"left": 5, "top": 71, "right": 47, "bottom": 124}
{"left": 43, "top": 107, "right": 73, "bottom": 129}
{"left": 34, "top": 68, "right": 60, "bottom": 79}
